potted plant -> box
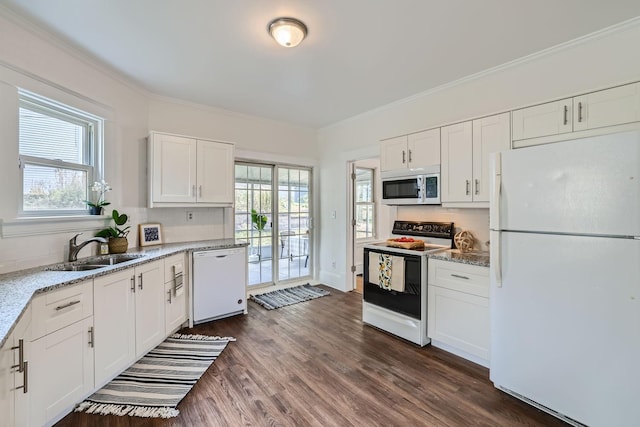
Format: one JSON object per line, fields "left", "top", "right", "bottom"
{"left": 251, "top": 209, "right": 268, "bottom": 260}
{"left": 96, "top": 209, "right": 130, "bottom": 253}
{"left": 86, "top": 180, "right": 112, "bottom": 215}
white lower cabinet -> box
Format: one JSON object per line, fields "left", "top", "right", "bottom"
{"left": 29, "top": 316, "right": 94, "bottom": 426}
{"left": 134, "top": 260, "right": 165, "bottom": 358}
{"left": 164, "top": 254, "right": 187, "bottom": 335}
{"left": 93, "top": 269, "right": 136, "bottom": 387}
{"left": 428, "top": 259, "right": 490, "bottom": 367}
{"left": 0, "top": 306, "right": 31, "bottom": 427}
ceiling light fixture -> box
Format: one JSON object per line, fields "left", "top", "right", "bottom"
{"left": 268, "top": 17, "right": 308, "bottom": 48}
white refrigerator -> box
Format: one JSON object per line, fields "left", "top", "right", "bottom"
{"left": 489, "top": 130, "right": 640, "bottom": 427}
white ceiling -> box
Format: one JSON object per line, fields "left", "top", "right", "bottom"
{"left": 2, "top": 1, "right": 640, "bottom": 129}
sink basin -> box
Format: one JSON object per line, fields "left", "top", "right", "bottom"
{"left": 88, "top": 254, "right": 145, "bottom": 266}
{"left": 46, "top": 254, "right": 146, "bottom": 272}
{"left": 48, "top": 264, "right": 105, "bottom": 272}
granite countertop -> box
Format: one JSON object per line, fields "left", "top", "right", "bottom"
{"left": 428, "top": 249, "right": 490, "bottom": 267}
{"left": 0, "top": 239, "right": 247, "bottom": 348}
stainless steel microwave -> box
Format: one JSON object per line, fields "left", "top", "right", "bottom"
{"left": 381, "top": 173, "right": 440, "bottom": 205}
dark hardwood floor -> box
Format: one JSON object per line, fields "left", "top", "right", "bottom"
{"left": 57, "top": 286, "right": 566, "bottom": 426}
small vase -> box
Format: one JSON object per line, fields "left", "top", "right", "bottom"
{"left": 88, "top": 206, "right": 103, "bottom": 215}
{"left": 108, "top": 237, "right": 128, "bottom": 254}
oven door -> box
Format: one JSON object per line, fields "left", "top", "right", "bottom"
{"left": 363, "top": 248, "right": 422, "bottom": 319}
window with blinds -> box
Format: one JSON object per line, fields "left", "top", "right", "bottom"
{"left": 18, "top": 91, "right": 103, "bottom": 216}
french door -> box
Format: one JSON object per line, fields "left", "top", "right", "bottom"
{"left": 235, "top": 162, "right": 312, "bottom": 287}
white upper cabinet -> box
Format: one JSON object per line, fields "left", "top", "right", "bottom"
{"left": 441, "top": 113, "right": 510, "bottom": 206}
{"left": 380, "top": 128, "right": 440, "bottom": 172}
{"left": 511, "top": 98, "right": 573, "bottom": 141}
{"left": 441, "top": 121, "right": 473, "bottom": 203}
{"left": 149, "top": 132, "right": 234, "bottom": 207}
{"left": 472, "top": 113, "right": 511, "bottom": 202}
{"left": 573, "top": 82, "right": 640, "bottom": 131}
{"left": 512, "top": 82, "right": 640, "bottom": 147}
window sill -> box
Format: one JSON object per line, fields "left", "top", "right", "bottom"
{"left": 1, "top": 215, "right": 110, "bottom": 238}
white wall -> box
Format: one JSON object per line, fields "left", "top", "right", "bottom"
{"left": 317, "top": 20, "right": 640, "bottom": 291}
{"left": 0, "top": 11, "right": 318, "bottom": 274}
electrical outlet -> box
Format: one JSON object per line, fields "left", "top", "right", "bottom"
{"left": 186, "top": 211, "right": 194, "bottom": 221}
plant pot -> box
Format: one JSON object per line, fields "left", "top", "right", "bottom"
{"left": 88, "top": 206, "right": 103, "bottom": 215}
{"left": 108, "top": 237, "right": 128, "bottom": 254}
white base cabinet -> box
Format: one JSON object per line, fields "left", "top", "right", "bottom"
{"left": 164, "top": 254, "right": 187, "bottom": 335}
{"left": 29, "top": 316, "right": 94, "bottom": 427}
{"left": 93, "top": 269, "right": 136, "bottom": 387}
{"left": 428, "top": 259, "right": 490, "bottom": 367}
{"left": 134, "top": 260, "right": 165, "bottom": 358}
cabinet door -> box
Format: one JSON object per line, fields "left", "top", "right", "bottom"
{"left": 150, "top": 133, "right": 197, "bottom": 203}
{"left": 427, "top": 285, "right": 490, "bottom": 361}
{"left": 196, "top": 140, "right": 234, "bottom": 205}
{"left": 12, "top": 308, "right": 31, "bottom": 427}
{"left": 472, "top": 113, "right": 510, "bottom": 202}
{"left": 573, "top": 82, "right": 640, "bottom": 132}
{"left": 407, "top": 128, "right": 440, "bottom": 170}
{"left": 164, "top": 280, "right": 187, "bottom": 335}
{"left": 135, "top": 260, "right": 165, "bottom": 358}
{"left": 441, "top": 121, "right": 473, "bottom": 203}
{"left": 380, "top": 136, "right": 408, "bottom": 172}
{"left": 93, "top": 269, "right": 136, "bottom": 387}
{"left": 29, "top": 317, "right": 94, "bottom": 427}
{"left": 511, "top": 98, "right": 572, "bottom": 141}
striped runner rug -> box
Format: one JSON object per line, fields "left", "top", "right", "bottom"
{"left": 250, "top": 283, "right": 330, "bottom": 310}
{"left": 75, "top": 333, "right": 234, "bottom": 418}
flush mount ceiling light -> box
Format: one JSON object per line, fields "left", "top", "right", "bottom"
{"left": 268, "top": 17, "right": 308, "bottom": 48}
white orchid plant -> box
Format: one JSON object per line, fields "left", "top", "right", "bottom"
{"left": 86, "top": 179, "right": 112, "bottom": 209}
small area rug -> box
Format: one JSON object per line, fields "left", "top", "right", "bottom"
{"left": 75, "top": 333, "right": 235, "bottom": 418}
{"left": 250, "top": 283, "right": 330, "bottom": 310}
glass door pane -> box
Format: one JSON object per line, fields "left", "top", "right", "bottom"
{"left": 277, "top": 167, "right": 311, "bottom": 281}
{"left": 235, "top": 164, "right": 273, "bottom": 286}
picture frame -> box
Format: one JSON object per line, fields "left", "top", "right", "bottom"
{"left": 139, "top": 223, "right": 163, "bottom": 247}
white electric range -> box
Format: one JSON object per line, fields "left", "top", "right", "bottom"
{"left": 363, "top": 221, "right": 454, "bottom": 346}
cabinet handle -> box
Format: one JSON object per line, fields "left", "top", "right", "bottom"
{"left": 402, "top": 150, "right": 406, "bottom": 164}
{"left": 198, "top": 185, "right": 202, "bottom": 197}
{"left": 55, "top": 300, "right": 80, "bottom": 311}
{"left": 11, "top": 339, "right": 24, "bottom": 373}
{"left": 563, "top": 105, "right": 568, "bottom": 125}
{"left": 465, "top": 180, "right": 470, "bottom": 195}
{"left": 451, "top": 273, "right": 470, "bottom": 280}
{"left": 578, "top": 102, "right": 583, "bottom": 122}
{"left": 15, "top": 361, "right": 28, "bottom": 394}
{"left": 408, "top": 149, "right": 412, "bottom": 163}
{"left": 131, "top": 276, "right": 136, "bottom": 293}
{"left": 138, "top": 273, "right": 143, "bottom": 290}
{"left": 192, "top": 184, "right": 196, "bottom": 197}
{"left": 474, "top": 179, "right": 479, "bottom": 195}
{"left": 88, "top": 326, "right": 94, "bottom": 348}
{"left": 167, "top": 290, "right": 172, "bottom": 304}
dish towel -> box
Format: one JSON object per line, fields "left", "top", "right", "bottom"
{"left": 173, "top": 263, "right": 184, "bottom": 296}
{"left": 368, "top": 253, "right": 406, "bottom": 292}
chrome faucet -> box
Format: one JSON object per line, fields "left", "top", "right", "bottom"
{"left": 68, "top": 233, "right": 108, "bottom": 262}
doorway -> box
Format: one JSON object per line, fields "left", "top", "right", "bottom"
{"left": 235, "top": 162, "right": 312, "bottom": 287}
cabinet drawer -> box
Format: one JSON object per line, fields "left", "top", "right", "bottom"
{"left": 164, "top": 253, "right": 185, "bottom": 283}
{"left": 31, "top": 280, "right": 93, "bottom": 340}
{"left": 428, "top": 259, "right": 489, "bottom": 297}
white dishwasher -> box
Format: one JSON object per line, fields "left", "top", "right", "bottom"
{"left": 193, "top": 247, "right": 247, "bottom": 324}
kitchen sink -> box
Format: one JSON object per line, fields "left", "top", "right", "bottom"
{"left": 46, "top": 254, "right": 146, "bottom": 272}
{"left": 48, "top": 264, "right": 105, "bottom": 272}
{"left": 88, "top": 254, "right": 145, "bottom": 266}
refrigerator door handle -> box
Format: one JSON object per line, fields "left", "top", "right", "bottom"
{"left": 491, "top": 230, "right": 502, "bottom": 287}
{"left": 490, "top": 152, "right": 502, "bottom": 231}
